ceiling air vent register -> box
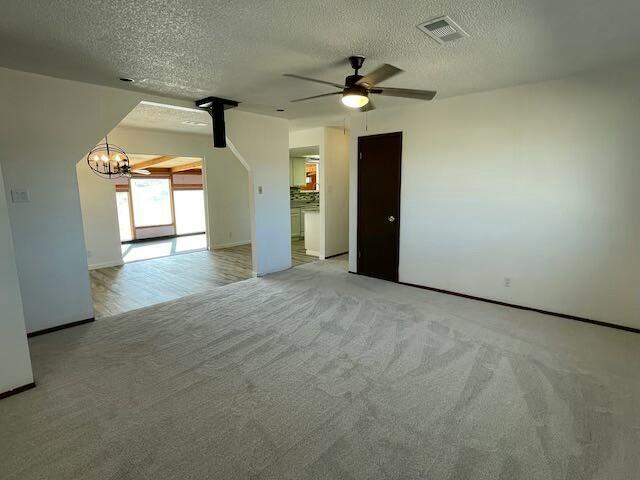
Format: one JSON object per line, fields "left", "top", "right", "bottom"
{"left": 417, "top": 16, "right": 469, "bottom": 44}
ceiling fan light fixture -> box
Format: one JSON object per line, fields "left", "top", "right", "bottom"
{"left": 286, "top": 56, "right": 436, "bottom": 110}
{"left": 341, "top": 87, "right": 369, "bottom": 108}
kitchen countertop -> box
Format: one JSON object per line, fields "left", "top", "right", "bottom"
{"left": 291, "top": 202, "right": 319, "bottom": 212}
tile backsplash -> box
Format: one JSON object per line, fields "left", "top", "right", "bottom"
{"left": 290, "top": 188, "right": 319, "bottom": 203}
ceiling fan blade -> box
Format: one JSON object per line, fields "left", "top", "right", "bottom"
{"left": 359, "top": 98, "right": 376, "bottom": 112}
{"left": 356, "top": 64, "right": 403, "bottom": 87}
{"left": 131, "top": 169, "right": 151, "bottom": 175}
{"left": 372, "top": 87, "right": 437, "bottom": 101}
{"left": 283, "top": 74, "right": 344, "bottom": 89}
{"left": 290, "top": 91, "right": 342, "bottom": 103}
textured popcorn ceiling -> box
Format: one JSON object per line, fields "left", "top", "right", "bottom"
{"left": 2, "top": 0, "right": 640, "bottom": 120}
{"left": 119, "top": 103, "right": 212, "bottom": 134}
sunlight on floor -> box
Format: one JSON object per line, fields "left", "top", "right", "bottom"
{"left": 175, "top": 234, "right": 208, "bottom": 252}
{"left": 121, "top": 234, "right": 207, "bottom": 262}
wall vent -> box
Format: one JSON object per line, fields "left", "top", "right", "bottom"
{"left": 417, "top": 16, "right": 469, "bottom": 44}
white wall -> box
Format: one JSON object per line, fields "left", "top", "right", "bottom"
{"left": 227, "top": 110, "right": 291, "bottom": 274}
{"left": 0, "top": 162, "right": 34, "bottom": 394}
{"left": 0, "top": 67, "right": 141, "bottom": 333}
{"left": 76, "top": 160, "right": 123, "bottom": 269}
{"left": 290, "top": 127, "right": 349, "bottom": 258}
{"left": 0, "top": 66, "right": 291, "bottom": 335}
{"left": 206, "top": 147, "right": 252, "bottom": 248}
{"left": 349, "top": 66, "right": 640, "bottom": 329}
{"left": 290, "top": 128, "right": 323, "bottom": 151}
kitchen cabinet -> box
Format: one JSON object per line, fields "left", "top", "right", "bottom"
{"left": 290, "top": 208, "right": 301, "bottom": 238}
{"left": 290, "top": 157, "right": 307, "bottom": 187}
{"left": 290, "top": 206, "right": 309, "bottom": 238}
{"left": 304, "top": 211, "right": 321, "bottom": 257}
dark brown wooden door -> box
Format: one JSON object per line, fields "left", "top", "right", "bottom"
{"left": 357, "top": 132, "right": 402, "bottom": 281}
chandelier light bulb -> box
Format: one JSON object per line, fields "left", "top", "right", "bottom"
{"left": 86, "top": 137, "right": 130, "bottom": 180}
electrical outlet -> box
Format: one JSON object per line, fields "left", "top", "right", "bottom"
{"left": 257, "top": 185, "right": 263, "bottom": 194}
{"left": 11, "top": 189, "right": 30, "bottom": 203}
{"left": 504, "top": 277, "right": 512, "bottom": 288}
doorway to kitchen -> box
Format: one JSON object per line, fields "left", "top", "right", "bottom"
{"left": 289, "top": 145, "right": 321, "bottom": 266}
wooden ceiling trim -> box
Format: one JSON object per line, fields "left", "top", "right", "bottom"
{"left": 171, "top": 162, "right": 203, "bottom": 173}
{"left": 130, "top": 155, "right": 177, "bottom": 169}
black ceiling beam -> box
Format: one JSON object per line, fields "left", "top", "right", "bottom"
{"left": 195, "top": 96, "right": 239, "bottom": 148}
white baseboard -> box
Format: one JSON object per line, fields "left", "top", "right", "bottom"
{"left": 305, "top": 249, "right": 321, "bottom": 257}
{"left": 211, "top": 240, "right": 251, "bottom": 250}
{"left": 88, "top": 260, "right": 124, "bottom": 270}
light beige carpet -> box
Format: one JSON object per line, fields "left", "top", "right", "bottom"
{"left": 1, "top": 258, "right": 639, "bottom": 479}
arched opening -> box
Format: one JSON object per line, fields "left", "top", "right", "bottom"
{"left": 76, "top": 101, "right": 255, "bottom": 318}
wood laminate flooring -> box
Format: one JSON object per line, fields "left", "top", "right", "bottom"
{"left": 120, "top": 233, "right": 207, "bottom": 263}
{"left": 90, "top": 239, "right": 318, "bottom": 318}
{"left": 290, "top": 237, "right": 320, "bottom": 267}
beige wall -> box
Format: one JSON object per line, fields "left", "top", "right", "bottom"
{"left": 349, "top": 66, "right": 640, "bottom": 329}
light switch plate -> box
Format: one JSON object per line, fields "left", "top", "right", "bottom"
{"left": 11, "top": 189, "right": 30, "bottom": 203}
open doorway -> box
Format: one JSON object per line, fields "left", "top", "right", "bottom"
{"left": 289, "top": 146, "right": 321, "bottom": 266}
{"left": 115, "top": 155, "right": 207, "bottom": 262}
{"left": 76, "top": 101, "right": 255, "bottom": 318}
{"left": 289, "top": 127, "right": 350, "bottom": 265}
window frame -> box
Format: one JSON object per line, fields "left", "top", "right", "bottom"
{"left": 115, "top": 168, "right": 205, "bottom": 243}
{"left": 129, "top": 174, "right": 176, "bottom": 229}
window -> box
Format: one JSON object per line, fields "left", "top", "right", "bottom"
{"left": 130, "top": 178, "right": 173, "bottom": 227}
{"left": 174, "top": 189, "right": 206, "bottom": 235}
{"left": 116, "top": 192, "right": 133, "bottom": 242}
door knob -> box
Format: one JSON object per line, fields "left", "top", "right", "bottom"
{"left": 388, "top": 215, "right": 395, "bottom": 222}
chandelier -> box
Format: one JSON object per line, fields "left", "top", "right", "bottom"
{"left": 86, "top": 137, "right": 132, "bottom": 179}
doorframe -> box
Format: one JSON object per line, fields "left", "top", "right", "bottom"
{"left": 356, "top": 131, "right": 403, "bottom": 282}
